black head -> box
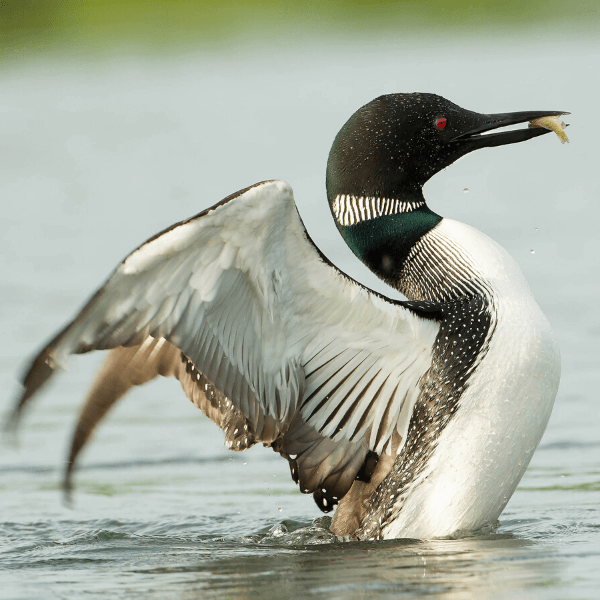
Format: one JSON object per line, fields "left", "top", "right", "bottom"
{"left": 326, "top": 92, "right": 567, "bottom": 203}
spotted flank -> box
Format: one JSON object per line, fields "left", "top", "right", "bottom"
{"left": 332, "top": 194, "right": 425, "bottom": 226}
{"left": 356, "top": 292, "right": 496, "bottom": 540}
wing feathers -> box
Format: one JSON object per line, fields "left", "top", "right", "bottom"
{"left": 12, "top": 180, "right": 440, "bottom": 512}
{"left": 347, "top": 370, "right": 387, "bottom": 440}
{"left": 320, "top": 355, "right": 379, "bottom": 435}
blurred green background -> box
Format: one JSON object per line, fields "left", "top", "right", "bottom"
{"left": 2, "top": 0, "right": 598, "bottom": 58}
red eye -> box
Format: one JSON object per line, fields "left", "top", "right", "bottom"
{"left": 435, "top": 117, "right": 447, "bottom": 130}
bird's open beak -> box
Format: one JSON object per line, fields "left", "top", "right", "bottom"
{"left": 452, "top": 110, "right": 569, "bottom": 149}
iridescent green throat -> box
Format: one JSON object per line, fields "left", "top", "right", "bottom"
{"left": 337, "top": 205, "right": 442, "bottom": 289}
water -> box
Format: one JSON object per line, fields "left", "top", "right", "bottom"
{"left": 1, "top": 33, "right": 599, "bottom": 599}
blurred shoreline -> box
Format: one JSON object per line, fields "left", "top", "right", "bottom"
{"left": 2, "top": 0, "right": 599, "bottom": 62}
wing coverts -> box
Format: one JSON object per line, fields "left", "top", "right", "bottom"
{"left": 13, "top": 180, "right": 439, "bottom": 510}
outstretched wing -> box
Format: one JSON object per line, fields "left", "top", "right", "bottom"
{"left": 11, "top": 180, "right": 440, "bottom": 510}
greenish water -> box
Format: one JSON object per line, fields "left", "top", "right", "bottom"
{"left": 1, "top": 23, "right": 599, "bottom": 600}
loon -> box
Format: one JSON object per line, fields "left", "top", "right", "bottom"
{"left": 9, "top": 93, "right": 564, "bottom": 540}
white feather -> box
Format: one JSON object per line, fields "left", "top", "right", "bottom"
{"left": 38, "top": 180, "right": 440, "bottom": 476}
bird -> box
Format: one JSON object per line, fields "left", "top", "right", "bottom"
{"left": 8, "top": 93, "right": 564, "bottom": 541}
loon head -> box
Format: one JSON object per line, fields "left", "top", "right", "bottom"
{"left": 326, "top": 93, "right": 567, "bottom": 294}
{"left": 326, "top": 92, "right": 567, "bottom": 206}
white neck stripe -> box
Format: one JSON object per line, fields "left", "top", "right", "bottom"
{"left": 332, "top": 194, "right": 425, "bottom": 226}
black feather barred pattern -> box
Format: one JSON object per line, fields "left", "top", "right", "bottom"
{"left": 179, "top": 347, "right": 382, "bottom": 514}
{"left": 180, "top": 349, "right": 382, "bottom": 515}
{"left": 398, "top": 222, "right": 494, "bottom": 302}
{"left": 355, "top": 291, "right": 497, "bottom": 540}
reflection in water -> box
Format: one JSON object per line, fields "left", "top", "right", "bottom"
{"left": 0, "top": 515, "right": 564, "bottom": 599}
{"left": 130, "top": 528, "right": 559, "bottom": 599}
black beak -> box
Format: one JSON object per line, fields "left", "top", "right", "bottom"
{"left": 452, "top": 110, "right": 570, "bottom": 150}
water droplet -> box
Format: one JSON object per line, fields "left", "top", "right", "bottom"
{"left": 463, "top": 188, "right": 469, "bottom": 193}
{"left": 535, "top": 227, "right": 538, "bottom": 231}
{"left": 278, "top": 508, "right": 283, "bottom": 512}
{"left": 530, "top": 249, "right": 535, "bottom": 254}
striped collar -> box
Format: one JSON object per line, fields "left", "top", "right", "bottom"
{"left": 331, "top": 194, "right": 425, "bottom": 226}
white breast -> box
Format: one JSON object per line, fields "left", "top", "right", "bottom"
{"left": 383, "top": 219, "right": 561, "bottom": 539}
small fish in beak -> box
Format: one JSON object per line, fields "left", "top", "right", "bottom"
{"left": 529, "top": 115, "right": 569, "bottom": 144}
